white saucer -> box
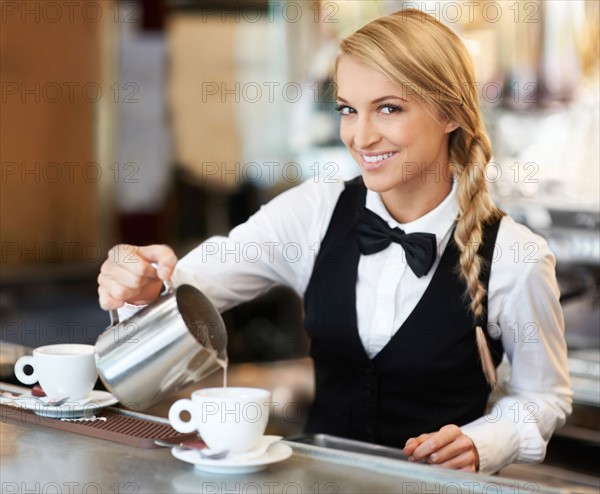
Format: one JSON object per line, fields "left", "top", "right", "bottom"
{"left": 0, "top": 390, "right": 118, "bottom": 418}
{"left": 171, "top": 439, "right": 293, "bottom": 474}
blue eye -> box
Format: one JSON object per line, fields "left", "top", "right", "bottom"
{"left": 380, "top": 104, "right": 403, "bottom": 114}
{"left": 335, "top": 104, "right": 354, "bottom": 115}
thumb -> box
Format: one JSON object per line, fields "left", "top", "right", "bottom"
{"left": 137, "top": 244, "right": 178, "bottom": 280}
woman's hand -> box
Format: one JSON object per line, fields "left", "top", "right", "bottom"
{"left": 97, "top": 244, "right": 178, "bottom": 310}
{"left": 403, "top": 424, "right": 479, "bottom": 472}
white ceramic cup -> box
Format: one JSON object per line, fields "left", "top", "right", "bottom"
{"left": 14, "top": 344, "right": 98, "bottom": 400}
{"left": 169, "top": 387, "right": 271, "bottom": 454}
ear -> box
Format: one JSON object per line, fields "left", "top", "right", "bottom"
{"left": 444, "top": 120, "right": 460, "bottom": 133}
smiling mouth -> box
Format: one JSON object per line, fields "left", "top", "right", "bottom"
{"left": 359, "top": 151, "right": 397, "bottom": 170}
{"left": 361, "top": 152, "right": 395, "bottom": 163}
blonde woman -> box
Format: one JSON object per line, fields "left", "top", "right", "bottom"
{"left": 98, "top": 10, "right": 571, "bottom": 473}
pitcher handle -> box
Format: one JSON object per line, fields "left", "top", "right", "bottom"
{"left": 109, "top": 309, "right": 120, "bottom": 327}
{"left": 151, "top": 261, "right": 175, "bottom": 294}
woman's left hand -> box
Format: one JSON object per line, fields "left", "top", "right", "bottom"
{"left": 403, "top": 424, "right": 479, "bottom": 471}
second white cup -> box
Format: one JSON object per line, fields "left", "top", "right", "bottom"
{"left": 169, "top": 387, "right": 271, "bottom": 454}
{"left": 14, "top": 344, "right": 98, "bottom": 400}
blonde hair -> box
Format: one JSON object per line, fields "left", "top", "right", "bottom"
{"left": 338, "top": 9, "right": 504, "bottom": 387}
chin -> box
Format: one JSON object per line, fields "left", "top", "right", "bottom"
{"left": 359, "top": 172, "right": 400, "bottom": 194}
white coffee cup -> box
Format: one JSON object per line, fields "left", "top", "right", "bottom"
{"left": 169, "top": 387, "right": 271, "bottom": 454}
{"left": 14, "top": 344, "right": 98, "bottom": 400}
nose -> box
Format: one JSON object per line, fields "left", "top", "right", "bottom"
{"left": 353, "top": 115, "right": 381, "bottom": 149}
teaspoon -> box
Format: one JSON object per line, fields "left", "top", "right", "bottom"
{"left": 0, "top": 392, "right": 70, "bottom": 407}
{"left": 154, "top": 438, "right": 229, "bottom": 459}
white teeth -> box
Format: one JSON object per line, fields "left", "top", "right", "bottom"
{"left": 362, "top": 152, "right": 394, "bottom": 163}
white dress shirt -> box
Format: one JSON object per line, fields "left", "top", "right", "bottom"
{"left": 125, "top": 176, "right": 572, "bottom": 474}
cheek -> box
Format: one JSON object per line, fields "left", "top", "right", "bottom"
{"left": 383, "top": 122, "right": 410, "bottom": 146}
{"left": 339, "top": 121, "right": 352, "bottom": 147}
{"left": 390, "top": 114, "right": 438, "bottom": 142}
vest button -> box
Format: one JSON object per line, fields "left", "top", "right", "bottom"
{"left": 365, "top": 426, "right": 374, "bottom": 435}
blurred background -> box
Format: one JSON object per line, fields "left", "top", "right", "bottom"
{"left": 1, "top": 0, "right": 598, "bottom": 489}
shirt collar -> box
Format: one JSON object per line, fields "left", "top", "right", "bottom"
{"left": 365, "top": 179, "right": 459, "bottom": 241}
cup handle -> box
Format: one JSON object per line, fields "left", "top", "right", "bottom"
{"left": 169, "top": 399, "right": 196, "bottom": 433}
{"left": 14, "top": 355, "right": 38, "bottom": 385}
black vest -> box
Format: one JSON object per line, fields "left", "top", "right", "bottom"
{"left": 303, "top": 177, "right": 504, "bottom": 447}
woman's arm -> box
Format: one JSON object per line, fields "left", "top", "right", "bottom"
{"left": 460, "top": 218, "right": 573, "bottom": 474}
{"left": 168, "top": 178, "right": 344, "bottom": 311}
{"left": 104, "top": 178, "right": 344, "bottom": 320}
{"left": 404, "top": 217, "right": 572, "bottom": 474}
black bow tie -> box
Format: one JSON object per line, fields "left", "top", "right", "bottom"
{"left": 357, "top": 207, "right": 437, "bottom": 278}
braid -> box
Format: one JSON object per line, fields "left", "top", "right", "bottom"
{"left": 452, "top": 130, "right": 504, "bottom": 387}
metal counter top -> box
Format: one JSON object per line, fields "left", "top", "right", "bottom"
{"left": 1, "top": 408, "right": 570, "bottom": 494}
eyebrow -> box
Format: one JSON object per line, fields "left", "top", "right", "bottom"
{"left": 337, "top": 95, "right": 408, "bottom": 104}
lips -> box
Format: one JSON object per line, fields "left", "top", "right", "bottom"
{"left": 359, "top": 151, "right": 397, "bottom": 171}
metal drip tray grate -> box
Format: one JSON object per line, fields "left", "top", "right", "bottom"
{"left": 0, "top": 404, "right": 194, "bottom": 448}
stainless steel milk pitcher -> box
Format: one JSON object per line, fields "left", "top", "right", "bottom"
{"left": 95, "top": 283, "right": 228, "bottom": 411}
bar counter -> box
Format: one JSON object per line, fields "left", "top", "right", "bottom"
{"left": 1, "top": 404, "right": 569, "bottom": 494}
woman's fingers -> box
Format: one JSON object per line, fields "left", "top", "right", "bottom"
{"left": 100, "top": 262, "right": 150, "bottom": 290}
{"left": 409, "top": 427, "right": 457, "bottom": 461}
{"left": 137, "top": 244, "right": 178, "bottom": 280}
{"left": 98, "top": 244, "right": 178, "bottom": 308}
{"left": 425, "top": 434, "right": 476, "bottom": 468}
{"left": 435, "top": 450, "right": 477, "bottom": 471}
{"left": 403, "top": 433, "right": 431, "bottom": 457}
{"left": 411, "top": 424, "right": 461, "bottom": 459}
{"left": 105, "top": 245, "right": 159, "bottom": 278}
{"left": 404, "top": 424, "right": 478, "bottom": 471}
{"left": 98, "top": 284, "right": 125, "bottom": 311}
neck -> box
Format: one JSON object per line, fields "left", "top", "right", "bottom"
{"left": 380, "top": 172, "right": 453, "bottom": 224}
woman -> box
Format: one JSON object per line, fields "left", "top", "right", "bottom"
{"left": 98, "top": 10, "right": 571, "bottom": 474}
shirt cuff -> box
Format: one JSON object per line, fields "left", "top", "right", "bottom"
{"left": 116, "top": 302, "right": 146, "bottom": 321}
{"left": 461, "top": 416, "right": 521, "bottom": 475}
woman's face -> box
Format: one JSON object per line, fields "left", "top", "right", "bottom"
{"left": 336, "top": 55, "right": 457, "bottom": 196}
